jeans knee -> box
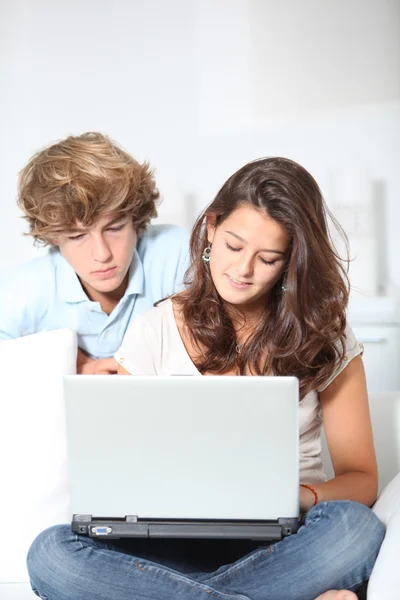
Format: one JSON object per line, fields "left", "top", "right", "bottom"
{"left": 311, "top": 500, "right": 383, "bottom": 536}
{"left": 306, "top": 500, "right": 385, "bottom": 568}
{"left": 27, "top": 524, "right": 76, "bottom": 595}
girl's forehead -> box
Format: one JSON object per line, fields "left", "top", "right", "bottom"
{"left": 218, "top": 206, "right": 289, "bottom": 252}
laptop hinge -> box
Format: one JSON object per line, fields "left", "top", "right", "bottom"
{"left": 72, "top": 514, "right": 140, "bottom": 535}
{"left": 72, "top": 515, "right": 299, "bottom": 540}
{"left": 278, "top": 517, "right": 300, "bottom": 536}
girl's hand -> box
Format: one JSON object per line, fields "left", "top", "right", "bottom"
{"left": 300, "top": 484, "right": 317, "bottom": 512}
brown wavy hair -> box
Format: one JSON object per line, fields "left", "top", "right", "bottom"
{"left": 18, "top": 132, "right": 159, "bottom": 245}
{"left": 180, "top": 157, "right": 350, "bottom": 398}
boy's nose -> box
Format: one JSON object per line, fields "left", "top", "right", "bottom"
{"left": 92, "top": 236, "right": 112, "bottom": 263}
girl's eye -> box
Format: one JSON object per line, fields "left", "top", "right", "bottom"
{"left": 260, "top": 257, "right": 277, "bottom": 266}
{"left": 226, "top": 242, "right": 241, "bottom": 252}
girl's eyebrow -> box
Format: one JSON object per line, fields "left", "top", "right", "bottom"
{"left": 225, "top": 230, "right": 286, "bottom": 255}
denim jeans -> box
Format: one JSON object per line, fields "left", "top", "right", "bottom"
{"left": 27, "top": 500, "right": 385, "bottom": 600}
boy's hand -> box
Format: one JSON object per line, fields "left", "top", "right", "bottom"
{"left": 77, "top": 348, "right": 118, "bottom": 374}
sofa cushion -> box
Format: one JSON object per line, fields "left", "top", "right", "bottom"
{"left": 369, "top": 473, "right": 400, "bottom": 599}
{"left": 0, "top": 329, "right": 77, "bottom": 583}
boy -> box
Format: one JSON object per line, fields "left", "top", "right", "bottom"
{"left": 0, "top": 132, "right": 189, "bottom": 373}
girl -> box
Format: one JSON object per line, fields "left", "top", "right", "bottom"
{"left": 28, "top": 158, "right": 384, "bottom": 600}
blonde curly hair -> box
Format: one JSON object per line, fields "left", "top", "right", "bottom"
{"left": 18, "top": 132, "right": 159, "bottom": 245}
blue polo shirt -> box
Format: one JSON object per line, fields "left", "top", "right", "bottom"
{"left": 0, "top": 224, "right": 189, "bottom": 358}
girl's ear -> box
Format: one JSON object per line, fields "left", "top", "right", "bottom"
{"left": 206, "top": 215, "right": 217, "bottom": 244}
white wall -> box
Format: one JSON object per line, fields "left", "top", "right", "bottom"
{"left": 251, "top": 0, "right": 400, "bottom": 116}
{"left": 0, "top": 0, "right": 199, "bottom": 266}
{"left": 1, "top": 0, "right": 399, "bottom": 299}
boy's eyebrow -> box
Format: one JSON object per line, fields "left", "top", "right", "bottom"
{"left": 102, "top": 215, "right": 128, "bottom": 229}
{"left": 65, "top": 225, "right": 86, "bottom": 235}
{"left": 65, "top": 215, "right": 127, "bottom": 235}
{"left": 225, "top": 230, "right": 286, "bottom": 255}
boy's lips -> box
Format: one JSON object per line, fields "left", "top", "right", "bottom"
{"left": 92, "top": 266, "right": 117, "bottom": 278}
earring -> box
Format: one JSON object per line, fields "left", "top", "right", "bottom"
{"left": 202, "top": 244, "right": 212, "bottom": 263}
{"left": 281, "top": 282, "right": 287, "bottom": 292}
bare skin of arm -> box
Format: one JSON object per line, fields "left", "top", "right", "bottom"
{"left": 300, "top": 355, "right": 378, "bottom": 511}
{"left": 77, "top": 348, "right": 118, "bottom": 374}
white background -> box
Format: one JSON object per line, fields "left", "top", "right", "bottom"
{"left": 1, "top": 0, "right": 399, "bottom": 298}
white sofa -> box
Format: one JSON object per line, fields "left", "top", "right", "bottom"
{"left": 0, "top": 329, "right": 399, "bottom": 600}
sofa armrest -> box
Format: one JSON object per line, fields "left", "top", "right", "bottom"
{"left": 0, "top": 328, "right": 77, "bottom": 583}
{"left": 368, "top": 473, "right": 400, "bottom": 599}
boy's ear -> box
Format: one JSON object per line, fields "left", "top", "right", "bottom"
{"left": 206, "top": 215, "right": 217, "bottom": 244}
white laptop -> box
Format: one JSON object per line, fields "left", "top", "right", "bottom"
{"left": 63, "top": 375, "right": 300, "bottom": 541}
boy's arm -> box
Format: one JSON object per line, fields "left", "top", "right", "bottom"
{"left": 76, "top": 348, "right": 118, "bottom": 374}
{"left": 0, "top": 269, "right": 37, "bottom": 340}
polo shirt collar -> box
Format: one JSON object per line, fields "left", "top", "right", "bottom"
{"left": 124, "top": 250, "right": 144, "bottom": 296}
{"left": 54, "top": 249, "right": 88, "bottom": 303}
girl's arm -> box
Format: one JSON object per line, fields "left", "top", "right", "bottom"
{"left": 301, "top": 355, "right": 378, "bottom": 510}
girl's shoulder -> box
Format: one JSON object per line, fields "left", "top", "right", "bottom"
{"left": 141, "top": 297, "right": 174, "bottom": 325}
{"left": 317, "top": 323, "right": 364, "bottom": 393}
{"left": 342, "top": 322, "right": 364, "bottom": 359}
{"left": 115, "top": 299, "right": 177, "bottom": 375}
{"left": 123, "top": 297, "right": 176, "bottom": 334}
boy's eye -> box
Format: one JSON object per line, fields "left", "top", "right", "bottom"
{"left": 107, "top": 223, "right": 125, "bottom": 232}
{"left": 226, "top": 242, "right": 241, "bottom": 252}
{"left": 68, "top": 233, "right": 85, "bottom": 241}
